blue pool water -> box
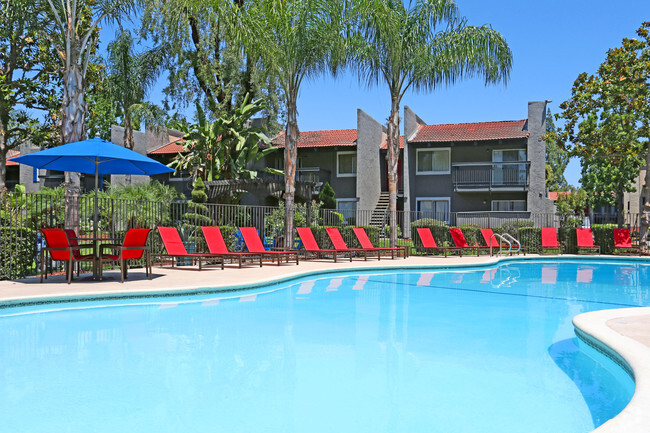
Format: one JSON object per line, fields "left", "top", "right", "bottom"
{"left": 0, "top": 260, "right": 646, "bottom": 433}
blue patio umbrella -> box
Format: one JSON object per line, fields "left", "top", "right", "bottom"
{"left": 12, "top": 137, "right": 175, "bottom": 238}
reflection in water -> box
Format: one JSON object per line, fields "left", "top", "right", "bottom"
{"left": 541, "top": 265, "right": 557, "bottom": 284}
{"left": 576, "top": 267, "right": 594, "bottom": 283}
{"left": 549, "top": 338, "right": 634, "bottom": 426}
{"left": 0, "top": 261, "right": 644, "bottom": 433}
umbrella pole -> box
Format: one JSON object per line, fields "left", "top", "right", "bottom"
{"left": 94, "top": 164, "right": 99, "bottom": 241}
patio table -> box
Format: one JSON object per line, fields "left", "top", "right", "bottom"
{"left": 72, "top": 237, "right": 122, "bottom": 280}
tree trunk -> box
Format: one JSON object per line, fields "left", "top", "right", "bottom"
{"left": 641, "top": 151, "right": 650, "bottom": 251}
{"left": 283, "top": 94, "right": 298, "bottom": 250}
{"left": 616, "top": 185, "right": 625, "bottom": 228}
{"left": 0, "top": 125, "right": 7, "bottom": 191}
{"left": 123, "top": 112, "right": 134, "bottom": 185}
{"left": 0, "top": 149, "right": 6, "bottom": 192}
{"left": 386, "top": 96, "right": 400, "bottom": 248}
{"left": 62, "top": 63, "right": 87, "bottom": 230}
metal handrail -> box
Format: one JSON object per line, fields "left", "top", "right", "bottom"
{"left": 501, "top": 233, "right": 522, "bottom": 254}
{"left": 490, "top": 233, "right": 511, "bottom": 256}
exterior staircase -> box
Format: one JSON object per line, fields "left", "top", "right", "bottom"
{"left": 370, "top": 192, "right": 390, "bottom": 229}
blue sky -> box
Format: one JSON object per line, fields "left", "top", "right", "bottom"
{"left": 102, "top": 0, "right": 649, "bottom": 187}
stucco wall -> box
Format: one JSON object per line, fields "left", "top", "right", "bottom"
{"left": 356, "top": 109, "right": 383, "bottom": 213}
{"left": 110, "top": 126, "right": 150, "bottom": 186}
{"left": 526, "top": 101, "right": 555, "bottom": 213}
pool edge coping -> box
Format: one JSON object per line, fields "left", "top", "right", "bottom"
{"left": 2, "top": 254, "right": 648, "bottom": 308}
{"left": 574, "top": 307, "right": 650, "bottom": 433}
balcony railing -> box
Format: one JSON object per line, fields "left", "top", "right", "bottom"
{"left": 452, "top": 162, "right": 530, "bottom": 191}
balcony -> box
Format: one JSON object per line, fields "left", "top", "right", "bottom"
{"left": 452, "top": 162, "right": 530, "bottom": 192}
{"left": 260, "top": 167, "right": 331, "bottom": 193}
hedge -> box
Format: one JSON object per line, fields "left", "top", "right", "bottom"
{"left": 0, "top": 228, "right": 38, "bottom": 280}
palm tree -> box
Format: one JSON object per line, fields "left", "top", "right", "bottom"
{"left": 353, "top": 0, "right": 512, "bottom": 246}
{"left": 246, "top": 0, "right": 346, "bottom": 248}
{"left": 39, "top": 0, "right": 134, "bottom": 226}
{"left": 106, "top": 28, "right": 166, "bottom": 184}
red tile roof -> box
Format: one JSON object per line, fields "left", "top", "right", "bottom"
{"left": 148, "top": 135, "right": 187, "bottom": 155}
{"left": 410, "top": 120, "right": 528, "bottom": 143}
{"left": 6, "top": 150, "right": 19, "bottom": 166}
{"left": 272, "top": 129, "right": 357, "bottom": 148}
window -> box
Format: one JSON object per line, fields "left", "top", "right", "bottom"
{"left": 416, "top": 148, "right": 450, "bottom": 174}
{"left": 416, "top": 197, "right": 450, "bottom": 222}
{"left": 492, "top": 149, "right": 527, "bottom": 185}
{"left": 337, "top": 199, "right": 357, "bottom": 225}
{"left": 337, "top": 151, "right": 357, "bottom": 177}
{"left": 491, "top": 200, "right": 526, "bottom": 212}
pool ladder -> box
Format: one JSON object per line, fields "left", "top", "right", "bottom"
{"left": 489, "top": 233, "right": 522, "bottom": 256}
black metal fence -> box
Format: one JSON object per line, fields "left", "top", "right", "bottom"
{"left": 0, "top": 191, "right": 642, "bottom": 280}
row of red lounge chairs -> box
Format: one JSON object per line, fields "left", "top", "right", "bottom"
{"left": 38, "top": 225, "right": 640, "bottom": 284}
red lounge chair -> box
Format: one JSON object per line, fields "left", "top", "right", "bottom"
{"left": 352, "top": 227, "right": 408, "bottom": 259}
{"left": 541, "top": 227, "right": 562, "bottom": 254}
{"left": 239, "top": 227, "right": 299, "bottom": 265}
{"left": 576, "top": 228, "right": 600, "bottom": 255}
{"left": 296, "top": 227, "right": 350, "bottom": 262}
{"left": 40, "top": 228, "right": 95, "bottom": 284}
{"left": 449, "top": 228, "right": 490, "bottom": 256}
{"left": 155, "top": 226, "right": 224, "bottom": 270}
{"left": 613, "top": 228, "right": 639, "bottom": 255}
{"left": 325, "top": 227, "right": 381, "bottom": 260}
{"left": 100, "top": 228, "right": 152, "bottom": 282}
{"left": 201, "top": 226, "right": 263, "bottom": 267}
{"left": 416, "top": 228, "right": 461, "bottom": 257}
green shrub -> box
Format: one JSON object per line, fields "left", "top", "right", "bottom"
{"left": 319, "top": 182, "right": 336, "bottom": 209}
{"left": 558, "top": 226, "right": 577, "bottom": 254}
{"left": 519, "top": 227, "right": 541, "bottom": 253}
{"left": 501, "top": 219, "right": 535, "bottom": 237}
{"left": 384, "top": 224, "right": 402, "bottom": 239}
{"left": 0, "top": 228, "right": 38, "bottom": 280}
{"left": 592, "top": 224, "right": 616, "bottom": 254}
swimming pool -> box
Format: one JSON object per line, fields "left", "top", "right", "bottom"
{"left": 0, "top": 259, "right": 645, "bottom": 433}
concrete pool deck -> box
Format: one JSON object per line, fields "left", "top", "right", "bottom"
{"left": 1, "top": 254, "right": 650, "bottom": 433}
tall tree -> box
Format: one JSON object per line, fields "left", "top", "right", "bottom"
{"left": 544, "top": 108, "right": 569, "bottom": 191}
{"left": 0, "top": 0, "right": 59, "bottom": 190}
{"left": 105, "top": 28, "right": 166, "bottom": 184}
{"left": 353, "top": 0, "right": 512, "bottom": 246}
{"left": 247, "top": 0, "right": 346, "bottom": 248}
{"left": 142, "top": 0, "right": 282, "bottom": 128}
{"left": 553, "top": 22, "right": 650, "bottom": 231}
{"left": 39, "top": 0, "right": 134, "bottom": 225}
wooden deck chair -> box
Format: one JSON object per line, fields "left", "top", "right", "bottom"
{"left": 325, "top": 227, "right": 380, "bottom": 260}
{"left": 352, "top": 227, "right": 407, "bottom": 259}
{"left": 613, "top": 228, "right": 640, "bottom": 255}
{"left": 576, "top": 228, "right": 600, "bottom": 255}
{"left": 449, "top": 228, "right": 490, "bottom": 256}
{"left": 100, "top": 228, "right": 152, "bottom": 282}
{"left": 416, "top": 228, "right": 461, "bottom": 257}
{"left": 240, "top": 227, "right": 299, "bottom": 265}
{"left": 296, "top": 227, "right": 349, "bottom": 262}
{"left": 201, "top": 226, "right": 263, "bottom": 267}
{"left": 154, "top": 226, "right": 224, "bottom": 270}
{"left": 40, "top": 228, "right": 95, "bottom": 284}
{"left": 541, "top": 227, "right": 562, "bottom": 254}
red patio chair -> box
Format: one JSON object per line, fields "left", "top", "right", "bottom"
{"left": 154, "top": 226, "right": 224, "bottom": 270}
{"left": 416, "top": 227, "right": 461, "bottom": 257}
{"left": 576, "top": 228, "right": 600, "bottom": 255}
{"left": 449, "top": 228, "right": 490, "bottom": 256}
{"left": 239, "top": 227, "right": 299, "bottom": 265}
{"left": 296, "top": 227, "right": 349, "bottom": 262}
{"left": 613, "top": 228, "right": 639, "bottom": 255}
{"left": 541, "top": 227, "right": 562, "bottom": 254}
{"left": 352, "top": 227, "right": 407, "bottom": 259}
{"left": 201, "top": 226, "right": 263, "bottom": 267}
{"left": 100, "top": 228, "right": 152, "bottom": 282}
{"left": 40, "top": 228, "right": 95, "bottom": 284}
{"left": 325, "top": 227, "right": 380, "bottom": 261}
